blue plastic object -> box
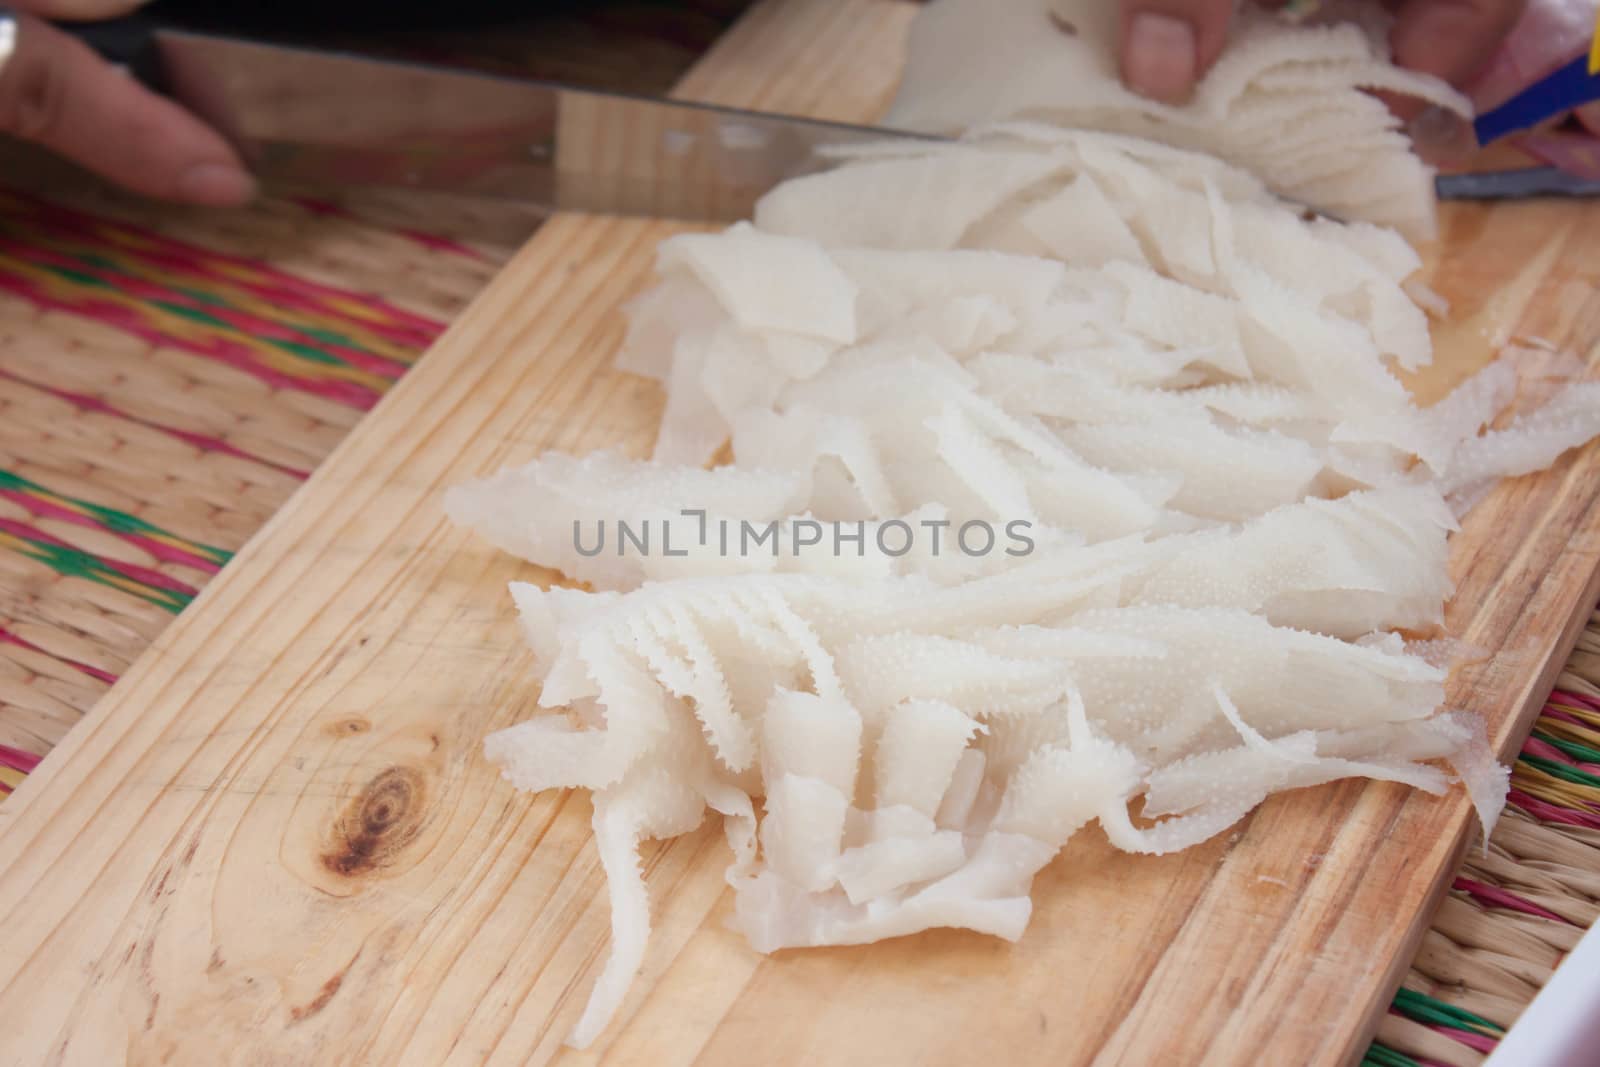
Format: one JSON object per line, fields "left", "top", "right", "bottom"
{"left": 1474, "top": 55, "right": 1600, "bottom": 145}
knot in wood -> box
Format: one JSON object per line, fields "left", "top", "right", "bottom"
{"left": 322, "top": 766, "right": 427, "bottom": 877}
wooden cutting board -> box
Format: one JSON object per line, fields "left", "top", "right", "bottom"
{"left": 2, "top": 1, "right": 1598, "bottom": 1063}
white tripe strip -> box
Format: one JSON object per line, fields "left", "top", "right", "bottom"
{"left": 1130, "top": 486, "right": 1458, "bottom": 638}
{"left": 443, "top": 6, "right": 1600, "bottom": 1050}
{"left": 1441, "top": 382, "right": 1600, "bottom": 493}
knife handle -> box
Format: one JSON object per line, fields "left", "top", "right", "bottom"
{"left": 55, "top": 13, "right": 165, "bottom": 89}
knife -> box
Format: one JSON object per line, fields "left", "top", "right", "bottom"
{"left": 63, "top": 16, "right": 936, "bottom": 222}
{"left": 61, "top": 17, "right": 1600, "bottom": 221}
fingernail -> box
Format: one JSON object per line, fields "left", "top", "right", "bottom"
{"left": 1125, "top": 13, "right": 1198, "bottom": 105}
{"left": 177, "top": 162, "right": 257, "bottom": 206}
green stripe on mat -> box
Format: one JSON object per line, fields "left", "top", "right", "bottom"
{"left": 0, "top": 533, "right": 190, "bottom": 613}
{"left": 0, "top": 468, "right": 232, "bottom": 564}
{"left": 1392, "top": 987, "right": 1504, "bottom": 1035}
{"left": 1519, "top": 753, "right": 1600, "bottom": 790}
{"left": 1531, "top": 728, "right": 1600, "bottom": 766}
{"left": 1363, "top": 1042, "right": 1423, "bottom": 1067}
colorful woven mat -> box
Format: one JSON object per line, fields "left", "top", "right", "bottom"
{"left": 1369, "top": 658, "right": 1600, "bottom": 1067}
{"left": 0, "top": 177, "right": 515, "bottom": 757}
{"left": 0, "top": 2, "right": 751, "bottom": 761}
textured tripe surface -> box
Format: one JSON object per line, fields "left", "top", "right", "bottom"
{"left": 449, "top": 13, "right": 1600, "bottom": 1053}
{"left": 882, "top": 0, "right": 1472, "bottom": 239}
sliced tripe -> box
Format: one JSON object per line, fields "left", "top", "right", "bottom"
{"left": 658, "top": 223, "right": 858, "bottom": 343}
{"left": 1131, "top": 486, "right": 1456, "bottom": 636}
{"left": 444, "top": 450, "right": 807, "bottom": 590}
{"left": 874, "top": 700, "right": 985, "bottom": 816}
{"left": 565, "top": 722, "right": 718, "bottom": 1048}
{"left": 1441, "top": 382, "right": 1600, "bottom": 493}
{"left": 438, "top": 2, "right": 1600, "bottom": 1047}
{"left": 755, "top": 148, "right": 1072, "bottom": 251}
{"left": 881, "top": 0, "right": 1468, "bottom": 236}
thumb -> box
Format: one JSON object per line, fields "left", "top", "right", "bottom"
{"left": 1119, "top": 0, "right": 1237, "bottom": 104}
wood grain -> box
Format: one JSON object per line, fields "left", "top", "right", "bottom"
{"left": 1, "top": 1, "right": 1598, "bottom": 1063}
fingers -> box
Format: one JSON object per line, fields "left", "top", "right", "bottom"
{"left": 0, "top": 12, "right": 255, "bottom": 204}
{"left": 1390, "top": 0, "right": 1528, "bottom": 90}
{"left": 1119, "top": 0, "right": 1526, "bottom": 113}
{"left": 1118, "top": 0, "right": 1236, "bottom": 104}
{"left": 16, "top": 1, "right": 150, "bottom": 17}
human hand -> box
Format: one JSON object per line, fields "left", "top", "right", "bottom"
{"left": 1117, "top": 0, "right": 1529, "bottom": 105}
{"left": 0, "top": 1, "right": 254, "bottom": 204}
{"left": 1467, "top": 0, "right": 1600, "bottom": 175}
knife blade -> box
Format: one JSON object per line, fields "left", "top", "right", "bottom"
{"left": 66, "top": 20, "right": 1600, "bottom": 220}
{"left": 122, "top": 27, "right": 936, "bottom": 223}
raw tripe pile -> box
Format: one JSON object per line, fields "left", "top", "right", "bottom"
{"left": 884, "top": 0, "right": 1473, "bottom": 239}
{"left": 447, "top": 2, "right": 1600, "bottom": 1051}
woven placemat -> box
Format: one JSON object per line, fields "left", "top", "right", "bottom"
{"left": 1367, "top": 634, "right": 1600, "bottom": 1067}
{"left": 0, "top": 11, "right": 1594, "bottom": 1064}
{"left": 0, "top": 169, "right": 533, "bottom": 753}
{"left": 0, "top": 2, "right": 744, "bottom": 760}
